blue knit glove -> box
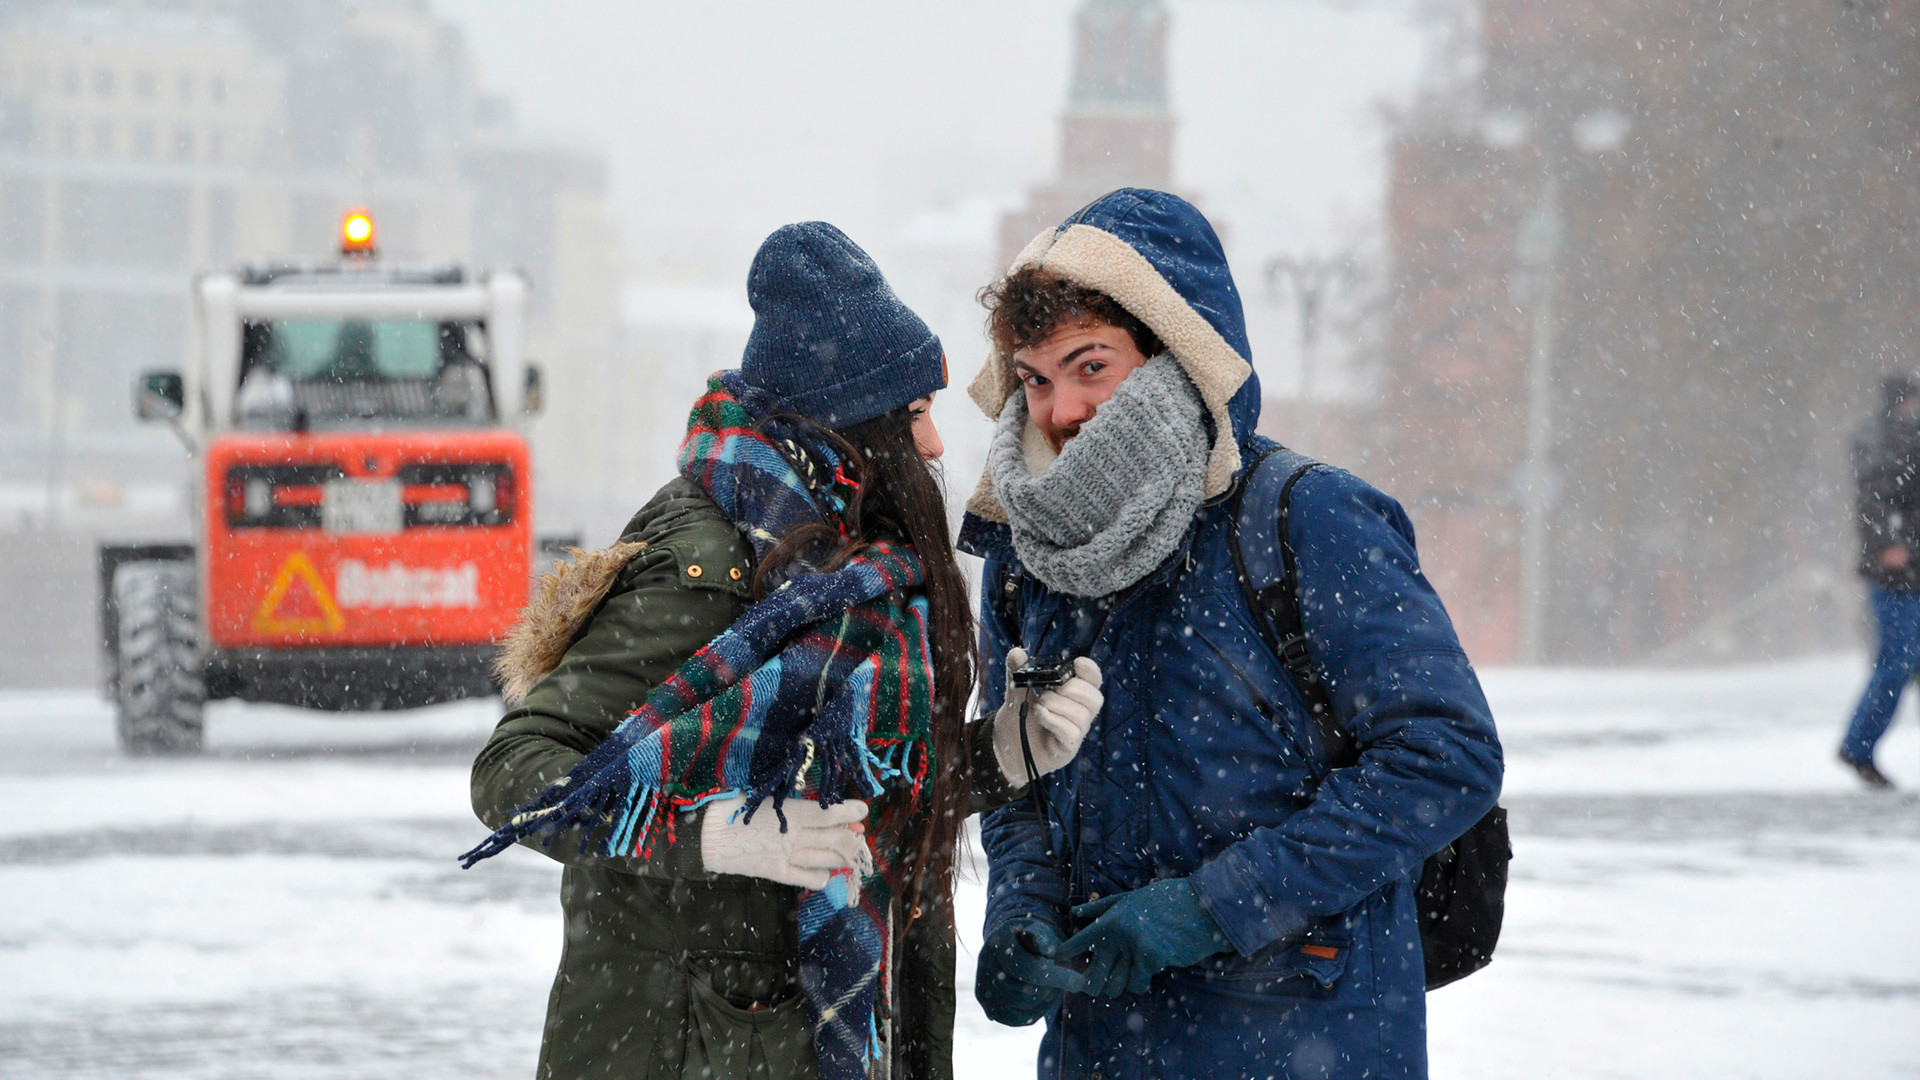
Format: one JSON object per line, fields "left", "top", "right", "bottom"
{"left": 975, "top": 917, "right": 1087, "bottom": 1026}
{"left": 1059, "top": 878, "right": 1234, "bottom": 997}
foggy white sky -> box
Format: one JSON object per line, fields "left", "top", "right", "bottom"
{"left": 428, "top": 0, "right": 1427, "bottom": 277}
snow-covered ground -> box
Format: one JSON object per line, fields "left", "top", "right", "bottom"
{"left": 1, "top": 656, "right": 1916, "bottom": 1078}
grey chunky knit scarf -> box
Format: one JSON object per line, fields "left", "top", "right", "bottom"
{"left": 988, "top": 353, "right": 1210, "bottom": 597}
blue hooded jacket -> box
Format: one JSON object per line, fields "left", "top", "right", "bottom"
{"left": 959, "top": 189, "right": 1502, "bottom": 1080}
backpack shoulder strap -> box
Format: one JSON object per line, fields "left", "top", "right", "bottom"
{"left": 1229, "top": 445, "right": 1359, "bottom": 769}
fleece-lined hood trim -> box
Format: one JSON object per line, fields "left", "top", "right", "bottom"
{"left": 966, "top": 189, "right": 1260, "bottom": 524}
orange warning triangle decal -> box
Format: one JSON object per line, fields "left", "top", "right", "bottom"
{"left": 253, "top": 552, "right": 346, "bottom": 635}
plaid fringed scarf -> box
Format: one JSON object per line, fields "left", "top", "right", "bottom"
{"left": 461, "top": 372, "right": 936, "bottom": 1080}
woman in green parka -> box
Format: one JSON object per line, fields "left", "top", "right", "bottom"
{"left": 464, "top": 223, "right": 1105, "bottom": 1080}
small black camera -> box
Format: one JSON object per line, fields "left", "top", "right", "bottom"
{"left": 1010, "top": 653, "right": 1074, "bottom": 691}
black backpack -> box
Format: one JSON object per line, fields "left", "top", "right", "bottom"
{"left": 1227, "top": 444, "right": 1510, "bottom": 991}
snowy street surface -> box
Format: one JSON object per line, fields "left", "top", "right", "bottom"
{"left": 2, "top": 656, "right": 1917, "bottom": 1079}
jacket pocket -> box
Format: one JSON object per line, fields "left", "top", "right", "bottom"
{"left": 1185, "top": 927, "right": 1355, "bottom": 1001}
{"left": 682, "top": 952, "right": 816, "bottom": 1080}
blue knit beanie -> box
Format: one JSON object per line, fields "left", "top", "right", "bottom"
{"left": 739, "top": 222, "right": 947, "bottom": 429}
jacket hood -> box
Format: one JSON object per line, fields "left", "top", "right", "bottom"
{"left": 494, "top": 541, "right": 650, "bottom": 705}
{"left": 966, "top": 189, "right": 1260, "bottom": 524}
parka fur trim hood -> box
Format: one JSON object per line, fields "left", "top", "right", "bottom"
{"left": 966, "top": 188, "right": 1260, "bottom": 524}
{"left": 493, "top": 541, "right": 649, "bottom": 705}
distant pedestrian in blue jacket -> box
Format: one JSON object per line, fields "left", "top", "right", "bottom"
{"left": 959, "top": 189, "right": 1503, "bottom": 1080}
{"left": 1839, "top": 374, "right": 1920, "bottom": 790}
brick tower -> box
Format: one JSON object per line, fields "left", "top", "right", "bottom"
{"left": 998, "top": 0, "right": 1176, "bottom": 268}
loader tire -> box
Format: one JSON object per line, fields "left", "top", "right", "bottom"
{"left": 113, "top": 560, "right": 205, "bottom": 756}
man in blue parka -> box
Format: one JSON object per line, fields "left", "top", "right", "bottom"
{"left": 961, "top": 189, "right": 1503, "bottom": 1080}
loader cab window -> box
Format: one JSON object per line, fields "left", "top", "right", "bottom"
{"left": 235, "top": 317, "right": 495, "bottom": 429}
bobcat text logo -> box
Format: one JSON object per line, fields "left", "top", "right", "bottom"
{"left": 335, "top": 560, "right": 480, "bottom": 609}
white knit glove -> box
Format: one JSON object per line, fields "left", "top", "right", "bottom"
{"left": 991, "top": 648, "right": 1104, "bottom": 787}
{"left": 699, "top": 795, "right": 870, "bottom": 890}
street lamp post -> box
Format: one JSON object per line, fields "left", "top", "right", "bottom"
{"left": 1265, "top": 254, "right": 1356, "bottom": 453}
{"left": 1494, "top": 99, "right": 1626, "bottom": 665}
{"left": 1511, "top": 174, "right": 1562, "bottom": 665}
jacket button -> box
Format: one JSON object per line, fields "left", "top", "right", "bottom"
{"left": 686, "top": 564, "right": 703, "bottom": 578}
{"left": 729, "top": 567, "right": 743, "bottom": 580}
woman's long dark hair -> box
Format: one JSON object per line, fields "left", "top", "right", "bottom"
{"left": 752, "top": 404, "right": 976, "bottom": 931}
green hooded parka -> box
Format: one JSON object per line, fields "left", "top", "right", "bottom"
{"left": 472, "top": 477, "right": 1014, "bottom": 1080}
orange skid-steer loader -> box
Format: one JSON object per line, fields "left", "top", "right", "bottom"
{"left": 101, "top": 211, "right": 555, "bottom": 754}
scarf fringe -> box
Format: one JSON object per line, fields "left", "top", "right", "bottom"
{"left": 457, "top": 727, "right": 640, "bottom": 868}
{"left": 460, "top": 726, "right": 935, "bottom": 870}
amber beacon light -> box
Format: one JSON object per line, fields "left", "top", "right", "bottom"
{"left": 340, "top": 208, "right": 377, "bottom": 257}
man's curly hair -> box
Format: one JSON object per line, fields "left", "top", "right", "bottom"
{"left": 979, "top": 267, "right": 1163, "bottom": 359}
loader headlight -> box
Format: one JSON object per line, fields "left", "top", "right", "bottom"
{"left": 244, "top": 477, "right": 272, "bottom": 519}
{"left": 467, "top": 475, "right": 496, "bottom": 515}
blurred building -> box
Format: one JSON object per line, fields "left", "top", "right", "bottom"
{"left": 998, "top": 0, "right": 1175, "bottom": 269}
{"left": 1379, "top": 0, "right": 1919, "bottom": 664}
{"left": 0, "top": 0, "right": 618, "bottom": 686}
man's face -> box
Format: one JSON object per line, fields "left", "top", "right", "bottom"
{"left": 1012, "top": 320, "right": 1151, "bottom": 451}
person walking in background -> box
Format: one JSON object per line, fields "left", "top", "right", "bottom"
{"left": 961, "top": 189, "right": 1502, "bottom": 1080}
{"left": 1839, "top": 374, "right": 1920, "bottom": 790}
{"left": 460, "top": 222, "right": 1099, "bottom": 1080}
